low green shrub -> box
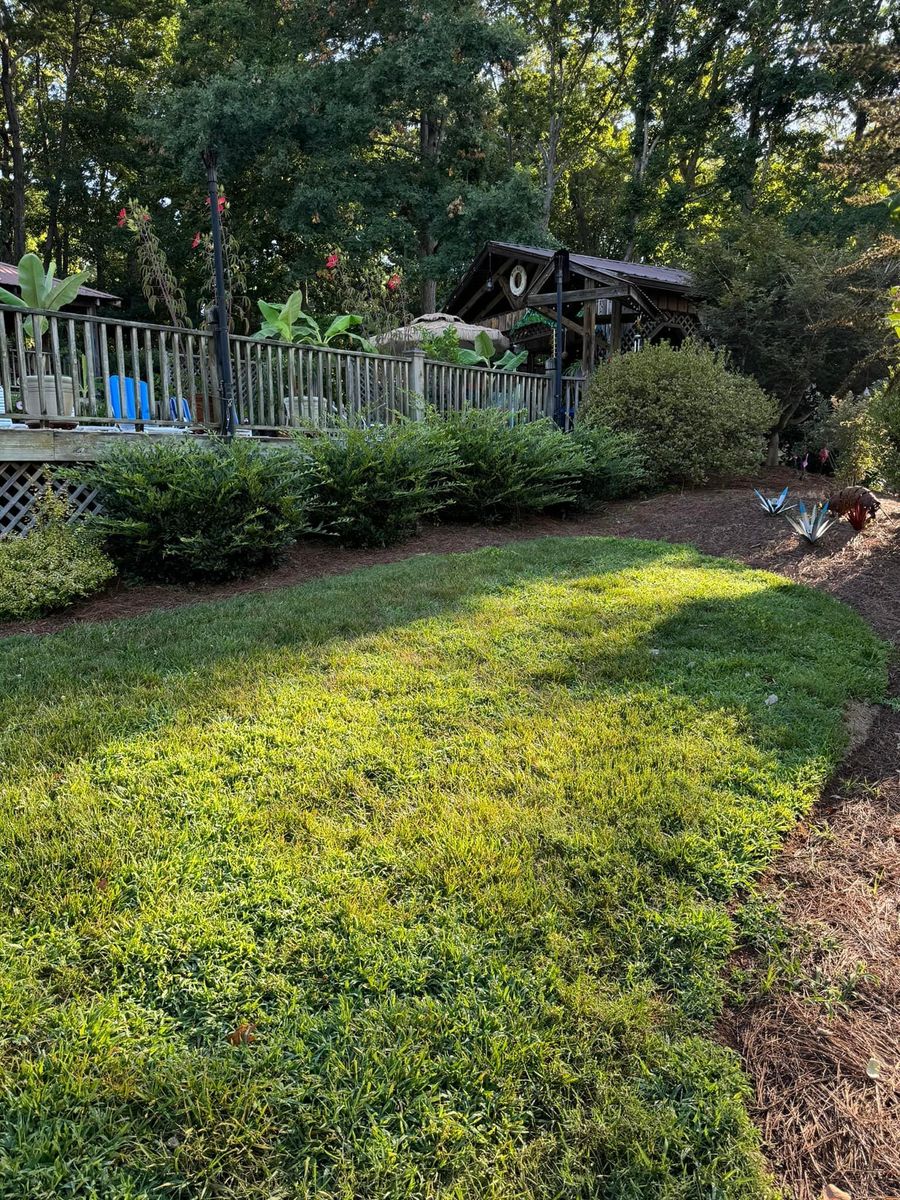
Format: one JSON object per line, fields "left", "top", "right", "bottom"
{"left": 567, "top": 422, "right": 647, "bottom": 507}
{"left": 435, "top": 408, "right": 583, "bottom": 522}
{"left": 581, "top": 341, "right": 777, "bottom": 487}
{"left": 301, "top": 421, "right": 458, "bottom": 547}
{"left": 0, "top": 489, "right": 115, "bottom": 621}
{"left": 71, "top": 438, "right": 315, "bottom": 582}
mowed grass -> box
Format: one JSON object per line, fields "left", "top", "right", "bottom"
{"left": 0, "top": 537, "right": 885, "bottom": 1199}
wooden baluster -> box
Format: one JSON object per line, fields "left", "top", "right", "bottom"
{"left": 144, "top": 328, "right": 157, "bottom": 420}
{"left": 32, "top": 317, "right": 48, "bottom": 417}
{"left": 66, "top": 319, "right": 80, "bottom": 419}
{"left": 0, "top": 312, "right": 13, "bottom": 417}
{"left": 114, "top": 324, "right": 128, "bottom": 423}
{"left": 48, "top": 317, "right": 67, "bottom": 419}
{"left": 98, "top": 323, "right": 113, "bottom": 417}
{"left": 172, "top": 331, "right": 184, "bottom": 426}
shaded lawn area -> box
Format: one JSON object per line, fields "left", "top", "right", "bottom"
{"left": 0, "top": 537, "right": 886, "bottom": 1199}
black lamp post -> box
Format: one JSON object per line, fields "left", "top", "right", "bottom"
{"left": 201, "top": 148, "right": 238, "bottom": 439}
{"left": 553, "top": 248, "right": 569, "bottom": 421}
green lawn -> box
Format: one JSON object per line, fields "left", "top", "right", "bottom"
{"left": 0, "top": 537, "right": 885, "bottom": 1199}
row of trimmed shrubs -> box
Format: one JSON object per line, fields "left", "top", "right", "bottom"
{"left": 1, "top": 341, "right": 777, "bottom": 618}
{"left": 64, "top": 409, "right": 647, "bottom": 583}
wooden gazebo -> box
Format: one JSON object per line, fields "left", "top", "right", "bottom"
{"left": 445, "top": 242, "right": 700, "bottom": 376}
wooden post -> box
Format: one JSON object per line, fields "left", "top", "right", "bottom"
{"left": 610, "top": 299, "right": 622, "bottom": 355}
{"left": 409, "top": 348, "right": 426, "bottom": 419}
{"left": 581, "top": 300, "right": 597, "bottom": 376}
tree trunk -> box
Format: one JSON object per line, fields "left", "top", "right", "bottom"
{"left": 417, "top": 112, "right": 441, "bottom": 314}
{"left": 766, "top": 430, "right": 780, "bottom": 467}
{"left": 0, "top": 36, "right": 25, "bottom": 261}
{"left": 44, "top": 3, "right": 83, "bottom": 267}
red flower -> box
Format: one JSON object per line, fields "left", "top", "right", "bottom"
{"left": 325, "top": 253, "right": 340, "bottom": 271}
{"left": 205, "top": 194, "right": 228, "bottom": 214}
{"left": 386, "top": 272, "right": 401, "bottom": 292}
{"left": 191, "top": 232, "right": 202, "bottom": 250}
{"left": 819, "top": 447, "right": 830, "bottom": 463}
{"left": 116, "top": 207, "right": 127, "bottom": 228}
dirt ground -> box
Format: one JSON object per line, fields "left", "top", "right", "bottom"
{"left": 2, "top": 469, "right": 898, "bottom": 1199}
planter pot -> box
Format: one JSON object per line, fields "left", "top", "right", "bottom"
{"left": 23, "top": 375, "right": 77, "bottom": 419}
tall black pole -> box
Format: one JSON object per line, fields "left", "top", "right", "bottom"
{"left": 202, "top": 148, "right": 237, "bottom": 439}
{"left": 553, "top": 248, "right": 568, "bottom": 421}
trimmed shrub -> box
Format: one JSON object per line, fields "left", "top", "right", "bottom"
{"left": 71, "top": 438, "right": 315, "bottom": 582}
{"left": 301, "top": 421, "right": 458, "bottom": 547}
{"left": 567, "top": 422, "right": 647, "bottom": 508}
{"left": 436, "top": 408, "right": 583, "bottom": 522}
{"left": 581, "top": 341, "right": 777, "bottom": 487}
{"left": 0, "top": 489, "right": 115, "bottom": 621}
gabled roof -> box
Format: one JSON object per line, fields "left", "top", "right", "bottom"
{"left": 446, "top": 241, "right": 693, "bottom": 319}
{"left": 0, "top": 261, "right": 120, "bottom": 304}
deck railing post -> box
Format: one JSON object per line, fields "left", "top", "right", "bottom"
{"left": 409, "top": 349, "right": 426, "bottom": 419}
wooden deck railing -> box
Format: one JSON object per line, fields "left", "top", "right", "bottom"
{"left": 0, "top": 304, "right": 585, "bottom": 434}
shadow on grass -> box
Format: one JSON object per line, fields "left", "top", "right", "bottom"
{"left": 0, "top": 535, "right": 883, "bottom": 779}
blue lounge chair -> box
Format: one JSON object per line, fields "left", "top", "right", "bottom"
{"left": 109, "top": 376, "right": 151, "bottom": 425}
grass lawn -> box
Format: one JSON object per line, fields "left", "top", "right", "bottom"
{"left": 0, "top": 537, "right": 886, "bottom": 1199}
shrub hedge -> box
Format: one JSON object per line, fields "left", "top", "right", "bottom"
{"left": 434, "top": 409, "right": 584, "bottom": 523}
{"left": 71, "top": 438, "right": 315, "bottom": 582}
{"left": 300, "top": 421, "right": 457, "bottom": 547}
{"left": 581, "top": 341, "right": 777, "bottom": 487}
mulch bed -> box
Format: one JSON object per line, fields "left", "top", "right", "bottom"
{"left": 3, "top": 468, "right": 898, "bottom": 1197}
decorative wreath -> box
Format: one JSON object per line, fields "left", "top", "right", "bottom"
{"left": 508, "top": 265, "right": 528, "bottom": 297}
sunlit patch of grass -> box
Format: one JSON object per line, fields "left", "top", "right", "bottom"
{"left": 0, "top": 537, "right": 885, "bottom": 1198}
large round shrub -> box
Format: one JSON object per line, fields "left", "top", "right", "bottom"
{"left": 580, "top": 341, "right": 776, "bottom": 487}
{"left": 72, "top": 438, "right": 315, "bottom": 582}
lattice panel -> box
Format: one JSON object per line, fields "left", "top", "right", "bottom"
{"left": 0, "top": 461, "right": 101, "bottom": 537}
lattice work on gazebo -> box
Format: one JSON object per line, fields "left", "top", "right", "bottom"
{"left": 0, "top": 461, "right": 101, "bottom": 537}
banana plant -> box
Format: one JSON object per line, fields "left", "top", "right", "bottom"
{"left": 784, "top": 499, "right": 837, "bottom": 543}
{"left": 254, "top": 290, "right": 377, "bottom": 352}
{"left": 457, "top": 329, "right": 528, "bottom": 371}
{"left": 0, "top": 252, "right": 92, "bottom": 341}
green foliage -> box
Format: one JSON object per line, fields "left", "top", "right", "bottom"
{"left": 70, "top": 439, "right": 315, "bottom": 582}
{"left": 0, "top": 253, "right": 92, "bottom": 340}
{"left": 0, "top": 539, "right": 885, "bottom": 1197}
{"left": 691, "top": 216, "right": 898, "bottom": 433}
{"left": 567, "top": 422, "right": 648, "bottom": 507}
{"left": 0, "top": 489, "right": 114, "bottom": 621}
{"left": 582, "top": 342, "right": 777, "bottom": 487}
{"left": 300, "top": 422, "right": 457, "bottom": 547}
{"left": 420, "top": 325, "right": 529, "bottom": 371}
{"left": 254, "top": 291, "right": 376, "bottom": 352}
{"left": 435, "top": 408, "right": 583, "bottom": 521}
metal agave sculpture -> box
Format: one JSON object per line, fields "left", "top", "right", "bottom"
{"left": 754, "top": 486, "right": 793, "bottom": 515}
{"left": 784, "top": 499, "right": 837, "bottom": 543}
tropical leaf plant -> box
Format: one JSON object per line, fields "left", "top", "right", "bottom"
{"left": 456, "top": 329, "right": 528, "bottom": 371}
{"left": 784, "top": 499, "right": 837, "bottom": 543}
{"left": 0, "top": 252, "right": 92, "bottom": 340}
{"left": 753, "top": 486, "right": 793, "bottom": 514}
{"left": 254, "top": 290, "right": 377, "bottom": 352}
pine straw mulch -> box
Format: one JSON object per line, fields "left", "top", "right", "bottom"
{"left": 2, "top": 469, "right": 898, "bottom": 1197}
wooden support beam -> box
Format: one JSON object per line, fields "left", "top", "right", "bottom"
{"left": 532, "top": 305, "right": 584, "bottom": 336}
{"left": 526, "top": 284, "right": 627, "bottom": 307}
{"left": 457, "top": 257, "right": 515, "bottom": 317}
{"left": 610, "top": 299, "right": 623, "bottom": 354}
{"left": 581, "top": 300, "right": 597, "bottom": 376}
